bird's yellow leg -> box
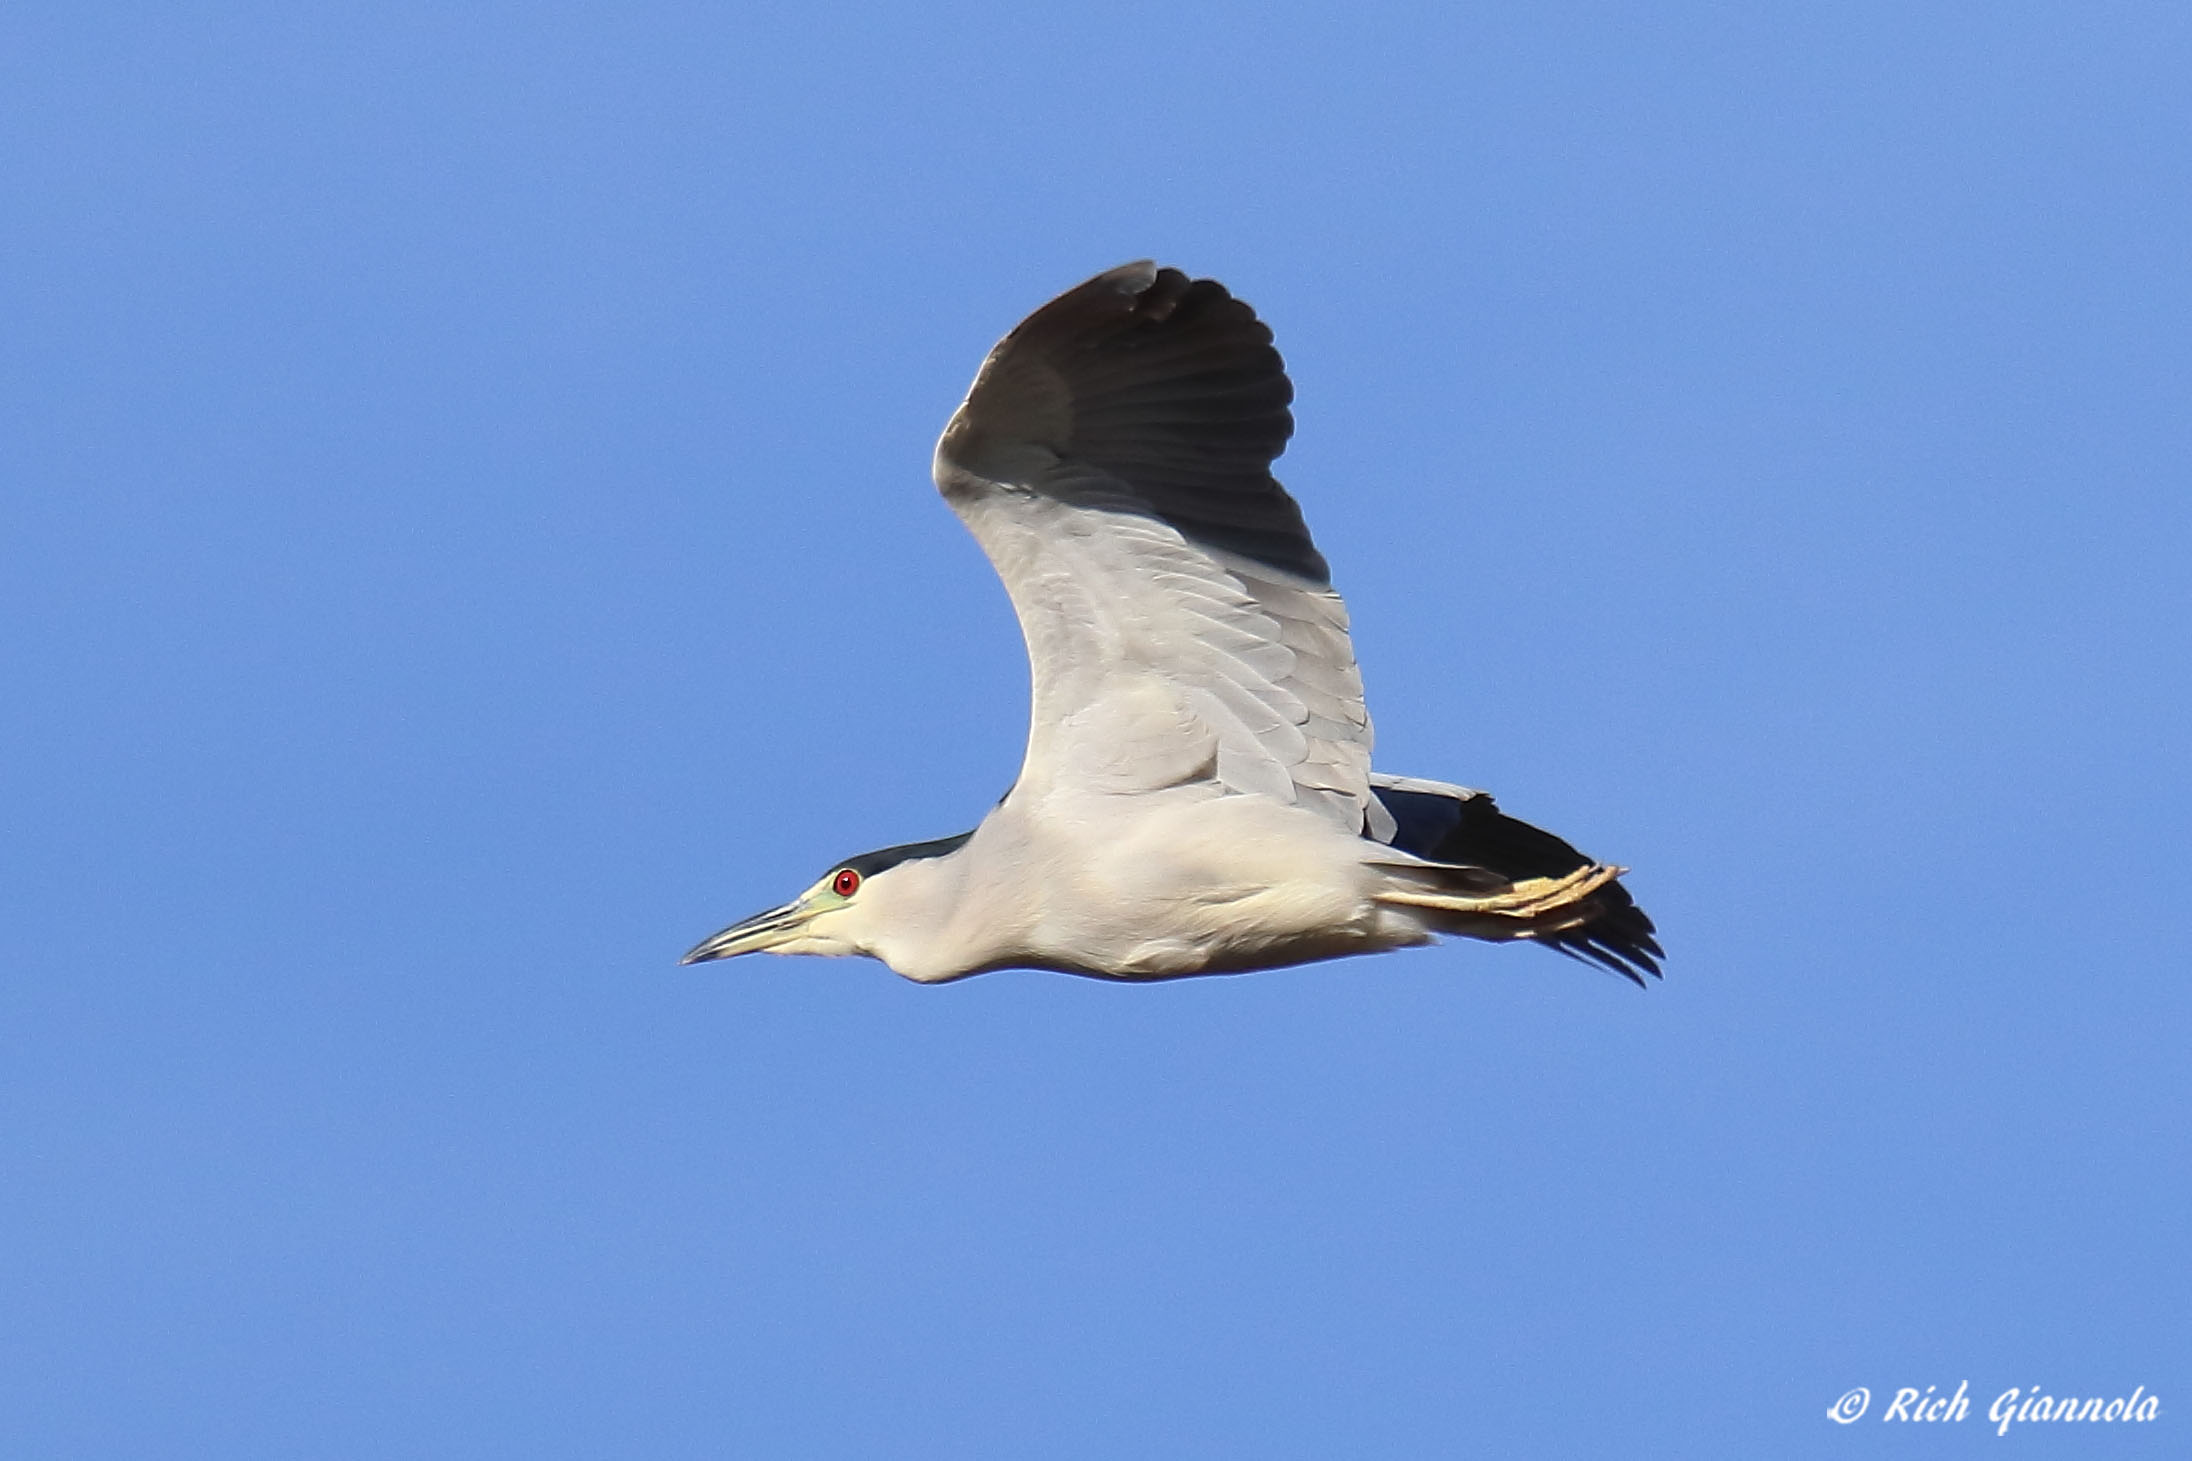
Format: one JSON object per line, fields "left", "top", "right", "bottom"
{"left": 1374, "top": 863, "right": 1623, "bottom": 919}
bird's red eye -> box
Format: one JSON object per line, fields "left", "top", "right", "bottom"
{"left": 831, "top": 868, "right": 861, "bottom": 897}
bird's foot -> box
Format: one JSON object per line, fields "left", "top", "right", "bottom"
{"left": 1376, "top": 863, "right": 1624, "bottom": 920}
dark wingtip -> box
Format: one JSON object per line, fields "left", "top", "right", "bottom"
{"left": 972, "top": 261, "right": 1329, "bottom": 587}
{"left": 1375, "top": 784, "right": 1664, "bottom": 986}
{"left": 1542, "top": 905, "right": 1664, "bottom": 987}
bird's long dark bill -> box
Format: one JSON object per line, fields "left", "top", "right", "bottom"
{"left": 681, "top": 902, "right": 806, "bottom": 964}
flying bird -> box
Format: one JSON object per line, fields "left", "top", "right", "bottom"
{"left": 685, "top": 263, "right": 1660, "bottom": 985}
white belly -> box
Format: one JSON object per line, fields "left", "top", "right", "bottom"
{"left": 1021, "top": 790, "right": 1431, "bottom": 978}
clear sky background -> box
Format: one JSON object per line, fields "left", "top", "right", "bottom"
{"left": 4, "top": 3, "right": 2187, "bottom": 1456}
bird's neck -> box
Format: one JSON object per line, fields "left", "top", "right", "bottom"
{"left": 863, "top": 848, "right": 987, "bottom": 983}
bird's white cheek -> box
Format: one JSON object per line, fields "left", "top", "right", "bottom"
{"left": 769, "top": 931, "right": 858, "bottom": 957}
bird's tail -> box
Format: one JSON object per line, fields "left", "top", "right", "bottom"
{"left": 1370, "top": 779, "right": 1663, "bottom": 984}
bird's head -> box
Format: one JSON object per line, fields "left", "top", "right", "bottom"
{"left": 680, "top": 832, "right": 974, "bottom": 969}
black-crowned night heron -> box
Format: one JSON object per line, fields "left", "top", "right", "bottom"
{"left": 685, "top": 263, "right": 1660, "bottom": 985}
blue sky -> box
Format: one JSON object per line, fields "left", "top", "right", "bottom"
{"left": 4, "top": 3, "right": 2187, "bottom": 1455}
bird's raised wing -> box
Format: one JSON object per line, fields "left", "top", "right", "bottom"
{"left": 933, "top": 263, "right": 1387, "bottom": 836}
